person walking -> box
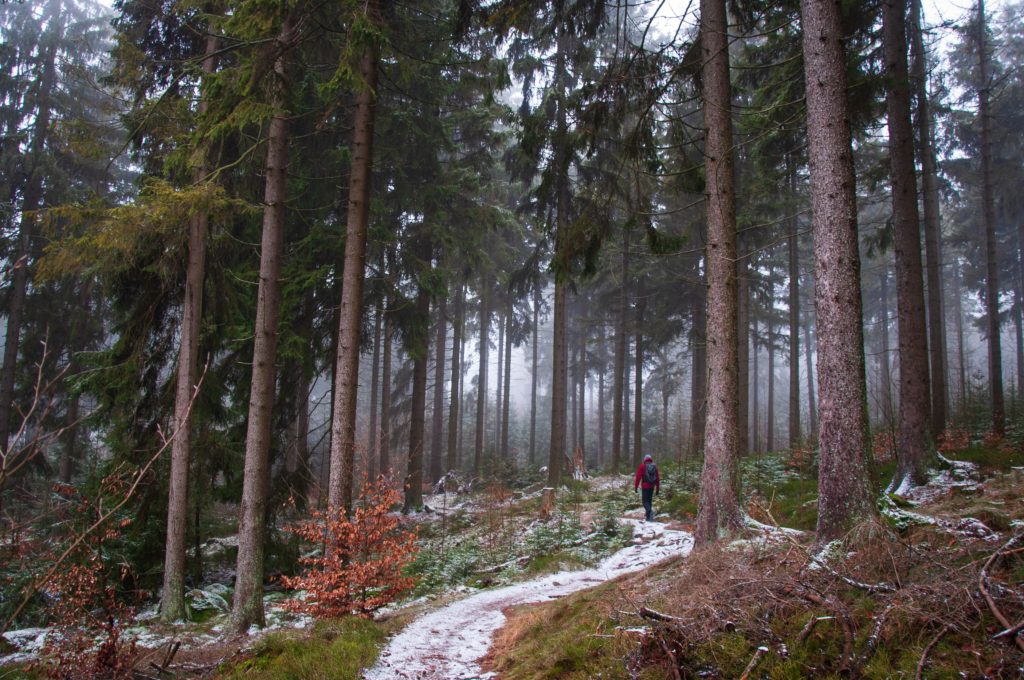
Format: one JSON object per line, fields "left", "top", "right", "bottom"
{"left": 634, "top": 454, "right": 660, "bottom": 521}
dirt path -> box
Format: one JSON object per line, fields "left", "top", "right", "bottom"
{"left": 363, "top": 519, "right": 693, "bottom": 680}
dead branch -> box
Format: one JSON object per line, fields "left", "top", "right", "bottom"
{"left": 0, "top": 366, "right": 207, "bottom": 636}
{"left": 739, "top": 646, "right": 769, "bottom": 680}
{"left": 915, "top": 624, "right": 950, "bottom": 680}
{"left": 786, "top": 585, "right": 854, "bottom": 672}
{"left": 639, "top": 606, "right": 682, "bottom": 623}
{"left": 796, "top": 615, "right": 833, "bottom": 643}
{"left": 978, "top": 532, "right": 1024, "bottom": 652}
{"left": 853, "top": 603, "right": 895, "bottom": 673}
{"left": 993, "top": 618, "right": 1024, "bottom": 641}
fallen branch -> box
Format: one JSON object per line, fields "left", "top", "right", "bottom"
{"left": 785, "top": 585, "right": 854, "bottom": 672}
{"left": 796, "top": 615, "right": 833, "bottom": 643}
{"left": 915, "top": 624, "right": 950, "bottom": 680}
{"left": 853, "top": 603, "right": 895, "bottom": 673}
{"left": 639, "top": 606, "right": 682, "bottom": 623}
{"left": 739, "top": 646, "right": 769, "bottom": 680}
{"left": 978, "top": 532, "right": 1024, "bottom": 652}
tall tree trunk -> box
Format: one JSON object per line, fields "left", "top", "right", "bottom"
{"left": 547, "top": 22, "right": 572, "bottom": 489}
{"left": 803, "top": 306, "right": 818, "bottom": 434}
{"left": 767, "top": 311, "right": 776, "bottom": 451}
{"left": 611, "top": 229, "right": 630, "bottom": 473}
{"left": 799, "top": 0, "right": 875, "bottom": 541}
{"left": 578, "top": 340, "right": 586, "bottom": 458}
{"left": 502, "top": 303, "right": 513, "bottom": 460}
{"left": 328, "top": 31, "right": 380, "bottom": 516}
{"left": 367, "top": 302, "right": 382, "bottom": 480}
{"left": 977, "top": 0, "right": 1005, "bottom": 435}
{"left": 624, "top": 343, "right": 632, "bottom": 459}
{"left": 788, "top": 156, "right": 802, "bottom": 447}
{"left": 695, "top": 0, "right": 743, "bottom": 547}
{"left": 751, "top": 322, "right": 760, "bottom": 451}
{"left": 598, "top": 323, "right": 606, "bottom": 467}
{"left": 0, "top": 16, "right": 59, "bottom": 453}
{"left": 690, "top": 283, "right": 707, "bottom": 455}
{"left": 885, "top": 0, "right": 932, "bottom": 489}
{"left": 495, "top": 307, "right": 504, "bottom": 454}
{"left": 910, "top": 0, "right": 948, "bottom": 435}
{"left": 404, "top": 260, "right": 431, "bottom": 513}
{"left": 380, "top": 307, "right": 393, "bottom": 477}
{"left": 474, "top": 288, "right": 490, "bottom": 475}
{"left": 231, "top": 26, "right": 293, "bottom": 632}
{"left": 633, "top": 284, "right": 644, "bottom": 468}
{"left": 737, "top": 260, "right": 749, "bottom": 455}
{"left": 1016, "top": 224, "right": 1024, "bottom": 397}
{"left": 571, "top": 340, "right": 579, "bottom": 455}
{"left": 879, "top": 268, "right": 895, "bottom": 426}
{"left": 953, "top": 258, "right": 967, "bottom": 414}
{"left": 429, "top": 297, "right": 447, "bottom": 485}
{"left": 447, "top": 280, "right": 464, "bottom": 472}
{"left": 529, "top": 286, "right": 540, "bottom": 468}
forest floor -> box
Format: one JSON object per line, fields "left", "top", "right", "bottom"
{"left": 2, "top": 444, "right": 1022, "bottom": 679}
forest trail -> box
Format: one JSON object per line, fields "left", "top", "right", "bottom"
{"left": 363, "top": 519, "right": 693, "bottom": 680}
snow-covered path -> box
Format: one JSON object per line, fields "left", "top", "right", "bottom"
{"left": 364, "top": 520, "right": 693, "bottom": 680}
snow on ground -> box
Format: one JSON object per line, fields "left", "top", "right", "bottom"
{"left": 899, "top": 454, "right": 981, "bottom": 505}
{"left": 363, "top": 519, "right": 692, "bottom": 680}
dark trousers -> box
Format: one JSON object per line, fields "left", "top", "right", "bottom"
{"left": 641, "top": 487, "right": 654, "bottom": 521}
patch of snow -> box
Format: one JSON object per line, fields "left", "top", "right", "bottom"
{"left": 363, "top": 519, "right": 692, "bottom": 680}
{"left": 1, "top": 628, "right": 49, "bottom": 666}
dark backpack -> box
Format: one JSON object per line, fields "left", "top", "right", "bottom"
{"left": 642, "top": 462, "right": 657, "bottom": 485}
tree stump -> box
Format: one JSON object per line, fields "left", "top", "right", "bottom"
{"left": 540, "top": 488, "right": 556, "bottom": 518}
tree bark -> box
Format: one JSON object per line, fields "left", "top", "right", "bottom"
{"left": 529, "top": 286, "right": 539, "bottom": 468}
{"left": 695, "top": 0, "right": 743, "bottom": 547}
{"left": 885, "top": 0, "right": 932, "bottom": 489}
{"left": 953, "top": 258, "right": 967, "bottom": 413}
{"left": 474, "top": 287, "right": 490, "bottom": 475}
{"left": 447, "top": 279, "right": 464, "bottom": 472}
{"left": 231, "top": 25, "right": 293, "bottom": 633}
{"left": 799, "top": 0, "right": 876, "bottom": 541}
{"left": 738, "top": 259, "right": 750, "bottom": 455}
{"left": 633, "top": 277, "right": 645, "bottom": 467}
{"left": 788, "top": 156, "right": 802, "bottom": 447}
{"left": 804, "top": 305, "right": 818, "bottom": 434}
{"left": 328, "top": 31, "right": 380, "bottom": 516}
{"left": 404, "top": 265, "right": 431, "bottom": 513}
{"left": 495, "top": 306, "right": 504, "bottom": 454}
{"left": 879, "top": 268, "right": 895, "bottom": 426}
{"left": 501, "top": 301, "right": 513, "bottom": 459}
{"left": 598, "top": 322, "right": 606, "bottom": 467}
{"left": 752, "top": 321, "right": 760, "bottom": 452}
{"left": 976, "top": 0, "right": 1005, "bottom": 436}
{"left": 909, "top": 0, "right": 948, "bottom": 435}
{"left": 380, "top": 304, "right": 393, "bottom": 477}
{"left": 611, "top": 229, "right": 630, "bottom": 473}
{"left": 367, "top": 301, "right": 382, "bottom": 480}
{"left": 690, "top": 283, "right": 707, "bottom": 455}
{"left": 768, "top": 309, "right": 776, "bottom": 451}
{"left": 429, "top": 297, "right": 447, "bottom": 485}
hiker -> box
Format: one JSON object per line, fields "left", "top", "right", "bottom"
{"left": 633, "top": 454, "right": 660, "bottom": 521}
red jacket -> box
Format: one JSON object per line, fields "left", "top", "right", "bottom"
{"left": 634, "top": 462, "right": 660, "bottom": 491}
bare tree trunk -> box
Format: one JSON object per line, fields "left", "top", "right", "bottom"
{"left": 624, "top": 343, "right": 632, "bottom": 459}
{"left": 633, "top": 277, "right": 645, "bottom": 467}
{"left": 879, "top": 268, "right": 895, "bottom": 426}
{"left": 578, "top": 340, "right": 586, "bottom": 457}
{"left": 447, "top": 280, "right": 464, "bottom": 472}
{"left": 571, "top": 339, "right": 579, "bottom": 455}
{"left": 404, "top": 265, "right": 431, "bottom": 513}
{"left": 1017, "top": 224, "right": 1024, "bottom": 398}
{"left": 752, "top": 321, "right": 760, "bottom": 452}
{"left": 328, "top": 31, "right": 380, "bottom": 516}
{"left": 548, "top": 279, "right": 568, "bottom": 487}
{"left": 231, "top": 25, "right": 294, "bottom": 632}
{"left": 737, "top": 263, "right": 750, "bottom": 455}
{"left": 885, "top": 0, "right": 932, "bottom": 489}
{"left": 910, "top": 0, "right": 948, "bottom": 435}
{"left": 977, "top": 0, "right": 1005, "bottom": 435}
{"left": 799, "top": 0, "right": 875, "bottom": 541}
{"left": 804, "top": 306, "right": 818, "bottom": 435}
{"left": 429, "top": 297, "right": 447, "bottom": 486}
{"left": 495, "top": 307, "right": 504, "bottom": 454}
{"left": 953, "top": 258, "right": 967, "bottom": 414}
{"left": 380, "top": 306, "right": 393, "bottom": 477}
{"left": 502, "top": 302, "right": 512, "bottom": 460}
{"left": 611, "top": 229, "right": 630, "bottom": 473}
{"left": 768, "top": 310, "right": 776, "bottom": 451}
{"left": 475, "top": 288, "right": 490, "bottom": 475}
{"left": 367, "top": 302, "right": 382, "bottom": 480}
{"left": 690, "top": 284, "right": 707, "bottom": 455}
{"left": 788, "top": 156, "right": 802, "bottom": 447}
{"left": 695, "top": 0, "right": 743, "bottom": 547}
{"left": 598, "top": 322, "right": 606, "bottom": 467}
{"left": 529, "top": 286, "right": 539, "bottom": 468}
